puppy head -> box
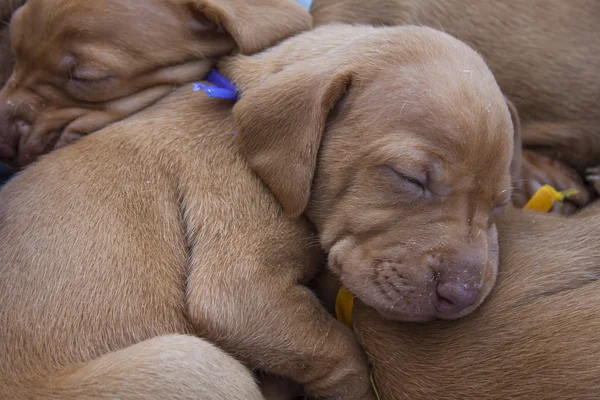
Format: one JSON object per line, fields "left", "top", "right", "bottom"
{"left": 232, "top": 25, "right": 518, "bottom": 322}
{"left": 0, "top": 0, "right": 311, "bottom": 168}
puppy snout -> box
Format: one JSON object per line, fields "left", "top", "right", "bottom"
{"left": 435, "top": 281, "right": 478, "bottom": 313}
{"left": 433, "top": 246, "right": 486, "bottom": 318}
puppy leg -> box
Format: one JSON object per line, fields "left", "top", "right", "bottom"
{"left": 6, "top": 335, "right": 264, "bottom": 400}
{"left": 188, "top": 260, "right": 374, "bottom": 400}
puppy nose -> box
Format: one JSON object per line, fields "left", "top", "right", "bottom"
{"left": 435, "top": 281, "right": 479, "bottom": 314}
{"left": 433, "top": 245, "right": 486, "bottom": 316}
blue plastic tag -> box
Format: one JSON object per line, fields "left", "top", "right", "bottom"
{"left": 192, "top": 70, "right": 238, "bottom": 101}
{"left": 295, "top": 0, "right": 312, "bottom": 10}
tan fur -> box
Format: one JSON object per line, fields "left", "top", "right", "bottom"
{"left": 0, "top": 81, "right": 373, "bottom": 400}
{"left": 3, "top": 25, "right": 460, "bottom": 400}
{"left": 0, "top": 0, "right": 311, "bottom": 167}
{"left": 0, "top": 21, "right": 524, "bottom": 398}
{"left": 333, "top": 204, "right": 600, "bottom": 399}
{"left": 225, "top": 24, "right": 517, "bottom": 322}
{"left": 312, "top": 0, "right": 600, "bottom": 208}
{"left": 8, "top": 334, "right": 268, "bottom": 400}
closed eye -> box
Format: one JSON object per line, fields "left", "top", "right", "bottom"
{"left": 68, "top": 67, "right": 113, "bottom": 85}
{"left": 381, "top": 165, "right": 426, "bottom": 195}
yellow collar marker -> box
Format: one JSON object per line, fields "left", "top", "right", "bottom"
{"left": 524, "top": 185, "right": 579, "bottom": 213}
{"left": 335, "top": 285, "right": 354, "bottom": 329}
{"left": 335, "top": 287, "right": 380, "bottom": 400}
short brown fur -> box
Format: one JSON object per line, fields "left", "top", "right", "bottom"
{"left": 1, "top": 22, "right": 521, "bottom": 398}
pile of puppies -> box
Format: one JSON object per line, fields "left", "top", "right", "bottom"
{"left": 0, "top": 0, "right": 598, "bottom": 399}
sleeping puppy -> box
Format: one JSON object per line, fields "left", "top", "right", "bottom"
{"left": 311, "top": 0, "right": 600, "bottom": 210}
{"left": 342, "top": 202, "right": 600, "bottom": 399}
{"left": 1, "top": 24, "right": 515, "bottom": 399}
{"left": 0, "top": 0, "right": 311, "bottom": 168}
{"left": 226, "top": 23, "right": 520, "bottom": 322}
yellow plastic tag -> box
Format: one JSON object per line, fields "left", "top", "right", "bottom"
{"left": 335, "top": 286, "right": 354, "bottom": 328}
{"left": 335, "top": 286, "right": 381, "bottom": 400}
{"left": 524, "top": 185, "right": 579, "bottom": 213}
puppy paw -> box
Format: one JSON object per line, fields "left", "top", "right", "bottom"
{"left": 514, "top": 150, "right": 591, "bottom": 215}
{"left": 586, "top": 166, "right": 600, "bottom": 196}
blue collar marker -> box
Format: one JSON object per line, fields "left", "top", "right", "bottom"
{"left": 296, "top": 0, "right": 312, "bottom": 10}
{"left": 192, "top": 70, "right": 238, "bottom": 101}
{"left": 193, "top": 0, "right": 312, "bottom": 100}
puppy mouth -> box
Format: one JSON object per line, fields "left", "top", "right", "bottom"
{"left": 348, "top": 279, "right": 480, "bottom": 323}
{"left": 330, "top": 256, "right": 485, "bottom": 322}
{"left": 9, "top": 115, "right": 76, "bottom": 168}
{"left": 3, "top": 85, "right": 178, "bottom": 167}
{"left": 331, "top": 262, "right": 438, "bottom": 323}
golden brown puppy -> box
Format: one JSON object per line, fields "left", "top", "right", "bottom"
{"left": 311, "top": 0, "right": 600, "bottom": 206}
{"left": 0, "top": 0, "right": 25, "bottom": 87}
{"left": 339, "top": 203, "right": 600, "bottom": 399}
{"left": 0, "top": 23, "right": 517, "bottom": 399}
{"left": 227, "top": 24, "right": 519, "bottom": 322}
{"left": 0, "top": 0, "right": 311, "bottom": 167}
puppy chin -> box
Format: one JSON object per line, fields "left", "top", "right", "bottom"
{"left": 376, "top": 308, "right": 436, "bottom": 323}
{"left": 339, "top": 274, "right": 438, "bottom": 323}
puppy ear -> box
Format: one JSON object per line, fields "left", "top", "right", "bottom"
{"left": 505, "top": 97, "right": 522, "bottom": 184}
{"left": 234, "top": 65, "right": 353, "bottom": 216}
{"left": 187, "top": 0, "right": 312, "bottom": 54}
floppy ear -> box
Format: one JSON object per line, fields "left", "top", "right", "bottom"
{"left": 505, "top": 97, "right": 522, "bottom": 184}
{"left": 234, "top": 64, "right": 353, "bottom": 217}
{"left": 188, "top": 0, "right": 312, "bottom": 54}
